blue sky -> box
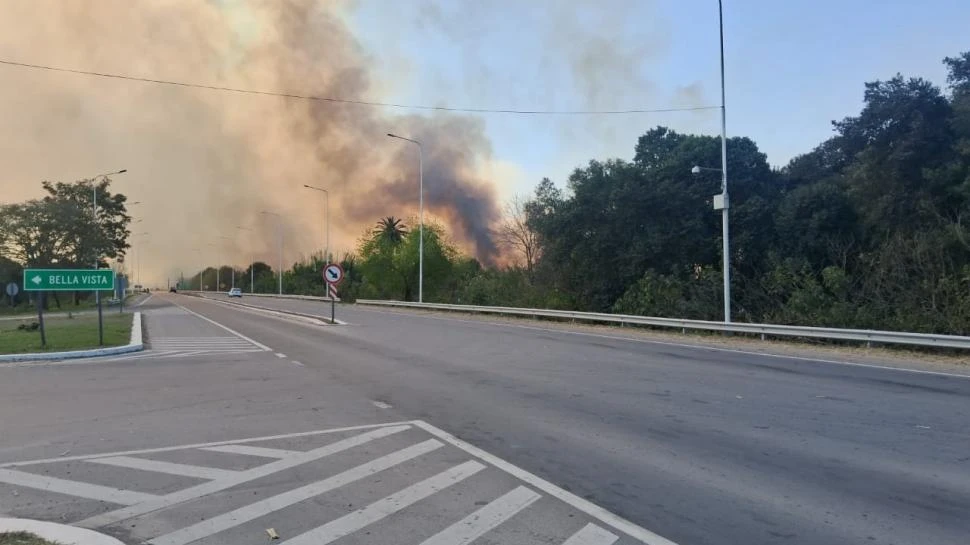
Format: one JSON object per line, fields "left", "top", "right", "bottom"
{"left": 343, "top": 0, "right": 970, "bottom": 197}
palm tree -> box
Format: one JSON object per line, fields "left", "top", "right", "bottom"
{"left": 374, "top": 216, "right": 407, "bottom": 245}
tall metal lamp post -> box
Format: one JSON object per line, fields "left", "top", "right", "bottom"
{"left": 386, "top": 133, "right": 424, "bottom": 302}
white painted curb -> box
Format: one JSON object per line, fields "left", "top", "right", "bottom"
{"left": 0, "top": 518, "right": 124, "bottom": 545}
{"left": 188, "top": 292, "right": 347, "bottom": 325}
{"left": 0, "top": 312, "right": 144, "bottom": 363}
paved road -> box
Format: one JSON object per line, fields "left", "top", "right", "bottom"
{"left": 1, "top": 293, "right": 968, "bottom": 545}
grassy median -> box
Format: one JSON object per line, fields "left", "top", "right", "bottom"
{"left": 0, "top": 532, "right": 62, "bottom": 545}
{"left": 0, "top": 312, "right": 132, "bottom": 354}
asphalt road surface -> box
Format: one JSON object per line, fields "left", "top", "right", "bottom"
{"left": 0, "top": 293, "right": 967, "bottom": 545}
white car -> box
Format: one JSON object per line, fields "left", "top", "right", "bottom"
{"left": 228, "top": 288, "right": 242, "bottom": 298}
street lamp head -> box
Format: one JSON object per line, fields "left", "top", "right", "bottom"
{"left": 691, "top": 166, "right": 702, "bottom": 175}
{"left": 387, "top": 133, "right": 396, "bottom": 138}
{"left": 117, "top": 169, "right": 127, "bottom": 174}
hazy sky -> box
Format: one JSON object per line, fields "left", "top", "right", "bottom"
{"left": 1, "top": 1, "right": 967, "bottom": 285}
{"left": 348, "top": 0, "right": 970, "bottom": 194}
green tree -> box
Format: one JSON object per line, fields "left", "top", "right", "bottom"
{"left": 374, "top": 216, "right": 408, "bottom": 245}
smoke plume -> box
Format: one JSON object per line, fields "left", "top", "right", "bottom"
{"left": 0, "top": 0, "right": 502, "bottom": 282}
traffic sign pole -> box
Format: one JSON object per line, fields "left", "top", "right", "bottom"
{"left": 322, "top": 263, "right": 344, "bottom": 325}
{"left": 36, "top": 292, "right": 46, "bottom": 348}
{"left": 24, "top": 269, "right": 115, "bottom": 345}
{"left": 97, "top": 288, "right": 104, "bottom": 346}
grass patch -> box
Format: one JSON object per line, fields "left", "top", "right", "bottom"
{"left": 0, "top": 296, "right": 109, "bottom": 316}
{"left": 0, "top": 312, "right": 132, "bottom": 354}
{"left": 0, "top": 532, "right": 62, "bottom": 545}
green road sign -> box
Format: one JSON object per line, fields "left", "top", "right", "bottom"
{"left": 23, "top": 269, "right": 115, "bottom": 292}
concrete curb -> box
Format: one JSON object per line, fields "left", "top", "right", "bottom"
{"left": 0, "top": 312, "right": 144, "bottom": 363}
{"left": 199, "top": 295, "right": 347, "bottom": 325}
{"left": 0, "top": 517, "right": 124, "bottom": 545}
{"left": 187, "top": 292, "right": 347, "bottom": 325}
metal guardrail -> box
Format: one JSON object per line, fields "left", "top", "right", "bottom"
{"left": 356, "top": 300, "right": 970, "bottom": 350}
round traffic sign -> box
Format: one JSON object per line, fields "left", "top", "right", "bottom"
{"left": 323, "top": 263, "right": 344, "bottom": 285}
{"left": 5, "top": 283, "right": 18, "bottom": 297}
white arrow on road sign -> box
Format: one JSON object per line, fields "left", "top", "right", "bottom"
{"left": 31, "top": 275, "right": 42, "bottom": 285}
{"left": 323, "top": 264, "right": 344, "bottom": 285}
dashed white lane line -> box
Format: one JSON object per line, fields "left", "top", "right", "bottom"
{"left": 291, "top": 360, "right": 305, "bottom": 367}
{"left": 372, "top": 400, "right": 392, "bottom": 409}
{"left": 0, "top": 468, "right": 157, "bottom": 505}
{"left": 275, "top": 353, "right": 287, "bottom": 358}
{"left": 562, "top": 523, "right": 620, "bottom": 545}
{"left": 284, "top": 460, "right": 486, "bottom": 545}
{"left": 148, "top": 439, "right": 444, "bottom": 545}
{"left": 417, "top": 485, "right": 541, "bottom": 545}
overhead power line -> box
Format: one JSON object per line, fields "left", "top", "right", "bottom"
{"left": 0, "top": 58, "right": 720, "bottom": 116}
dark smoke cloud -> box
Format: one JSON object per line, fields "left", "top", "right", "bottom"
{"left": 0, "top": 0, "right": 503, "bottom": 283}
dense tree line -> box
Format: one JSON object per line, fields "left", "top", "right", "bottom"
{"left": 0, "top": 177, "right": 131, "bottom": 308}
{"left": 188, "top": 50, "right": 970, "bottom": 335}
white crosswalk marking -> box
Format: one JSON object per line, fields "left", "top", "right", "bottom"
{"left": 562, "top": 523, "right": 620, "bottom": 545}
{"left": 283, "top": 460, "right": 487, "bottom": 545}
{"left": 200, "top": 444, "right": 298, "bottom": 459}
{"left": 151, "top": 337, "right": 261, "bottom": 351}
{"left": 78, "top": 424, "right": 411, "bottom": 529}
{"left": 148, "top": 439, "right": 444, "bottom": 545}
{"left": 418, "top": 486, "right": 541, "bottom": 545}
{"left": 0, "top": 468, "right": 157, "bottom": 505}
{"left": 87, "top": 456, "right": 238, "bottom": 480}
{"left": 0, "top": 422, "right": 669, "bottom": 544}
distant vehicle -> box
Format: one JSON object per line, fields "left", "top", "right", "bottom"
{"left": 169, "top": 287, "right": 177, "bottom": 293}
{"left": 228, "top": 288, "right": 242, "bottom": 298}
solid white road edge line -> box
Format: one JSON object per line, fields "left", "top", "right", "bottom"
{"left": 356, "top": 306, "right": 970, "bottom": 380}
{"left": 410, "top": 420, "right": 680, "bottom": 545}
{"left": 562, "top": 523, "right": 621, "bottom": 545}
{"left": 169, "top": 300, "right": 272, "bottom": 351}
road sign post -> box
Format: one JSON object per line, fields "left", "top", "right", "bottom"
{"left": 5, "top": 282, "right": 18, "bottom": 307}
{"left": 36, "top": 292, "right": 46, "bottom": 348}
{"left": 23, "top": 269, "right": 115, "bottom": 291}
{"left": 23, "top": 269, "right": 115, "bottom": 346}
{"left": 323, "top": 263, "right": 344, "bottom": 325}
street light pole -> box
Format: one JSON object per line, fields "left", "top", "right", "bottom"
{"left": 216, "top": 236, "right": 234, "bottom": 290}
{"left": 207, "top": 243, "right": 221, "bottom": 292}
{"left": 688, "top": 2, "right": 731, "bottom": 324}
{"left": 133, "top": 232, "right": 149, "bottom": 288}
{"left": 261, "top": 211, "right": 283, "bottom": 295}
{"left": 191, "top": 248, "right": 202, "bottom": 292}
{"left": 387, "top": 133, "right": 424, "bottom": 302}
{"left": 87, "top": 169, "right": 127, "bottom": 346}
{"left": 303, "top": 185, "right": 330, "bottom": 264}
{"left": 236, "top": 226, "right": 255, "bottom": 293}
{"left": 718, "top": 0, "right": 731, "bottom": 324}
